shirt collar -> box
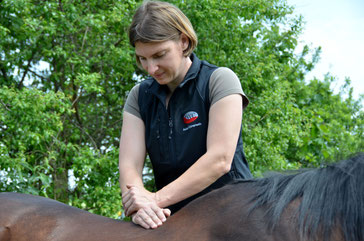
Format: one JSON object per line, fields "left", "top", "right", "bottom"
{"left": 178, "top": 53, "right": 201, "bottom": 88}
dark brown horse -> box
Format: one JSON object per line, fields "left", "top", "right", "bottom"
{"left": 1, "top": 153, "right": 363, "bottom": 241}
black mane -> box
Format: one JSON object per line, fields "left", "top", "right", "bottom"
{"left": 249, "top": 153, "right": 364, "bottom": 241}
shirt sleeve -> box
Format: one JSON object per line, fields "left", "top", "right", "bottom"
{"left": 209, "top": 67, "right": 249, "bottom": 109}
{"left": 123, "top": 84, "right": 142, "bottom": 119}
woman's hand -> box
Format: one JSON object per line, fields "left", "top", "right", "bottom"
{"left": 122, "top": 184, "right": 158, "bottom": 216}
{"left": 131, "top": 207, "right": 171, "bottom": 229}
{"left": 122, "top": 184, "right": 171, "bottom": 229}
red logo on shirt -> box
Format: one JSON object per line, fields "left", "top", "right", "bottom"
{"left": 183, "top": 111, "right": 198, "bottom": 124}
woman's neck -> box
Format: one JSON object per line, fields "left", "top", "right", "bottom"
{"left": 167, "top": 56, "right": 192, "bottom": 94}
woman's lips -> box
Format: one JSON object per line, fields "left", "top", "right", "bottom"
{"left": 154, "top": 72, "right": 164, "bottom": 79}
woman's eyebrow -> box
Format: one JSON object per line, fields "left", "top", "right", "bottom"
{"left": 136, "top": 48, "right": 169, "bottom": 58}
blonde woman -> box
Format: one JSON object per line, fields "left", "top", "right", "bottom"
{"left": 119, "top": 0, "right": 252, "bottom": 229}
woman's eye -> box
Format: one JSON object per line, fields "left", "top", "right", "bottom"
{"left": 155, "top": 52, "right": 166, "bottom": 59}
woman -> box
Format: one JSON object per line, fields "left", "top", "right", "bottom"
{"left": 119, "top": 0, "right": 252, "bottom": 229}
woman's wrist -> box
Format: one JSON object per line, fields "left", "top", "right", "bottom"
{"left": 155, "top": 189, "right": 171, "bottom": 208}
{"left": 154, "top": 191, "right": 162, "bottom": 207}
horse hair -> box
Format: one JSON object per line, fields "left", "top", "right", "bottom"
{"left": 248, "top": 152, "right": 364, "bottom": 241}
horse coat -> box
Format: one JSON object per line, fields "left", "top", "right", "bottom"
{"left": 1, "top": 153, "right": 363, "bottom": 241}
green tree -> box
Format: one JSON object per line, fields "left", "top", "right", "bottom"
{"left": 0, "top": 86, "right": 71, "bottom": 195}
{"left": 1, "top": 0, "right": 362, "bottom": 219}
{"left": 0, "top": 0, "right": 137, "bottom": 217}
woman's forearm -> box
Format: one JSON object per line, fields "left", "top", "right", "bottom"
{"left": 118, "top": 112, "right": 147, "bottom": 194}
{"left": 156, "top": 148, "right": 233, "bottom": 208}
{"left": 119, "top": 165, "right": 144, "bottom": 194}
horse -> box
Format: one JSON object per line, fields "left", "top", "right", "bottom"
{"left": 0, "top": 153, "right": 363, "bottom": 241}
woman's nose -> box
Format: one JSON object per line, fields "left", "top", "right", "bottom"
{"left": 146, "top": 60, "right": 158, "bottom": 75}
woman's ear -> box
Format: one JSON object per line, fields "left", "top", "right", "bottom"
{"left": 180, "top": 33, "right": 190, "bottom": 52}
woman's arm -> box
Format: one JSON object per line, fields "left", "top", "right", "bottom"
{"left": 155, "top": 94, "right": 243, "bottom": 207}
{"left": 119, "top": 112, "right": 170, "bottom": 229}
{"left": 119, "top": 112, "right": 146, "bottom": 193}
{"left": 124, "top": 94, "right": 244, "bottom": 214}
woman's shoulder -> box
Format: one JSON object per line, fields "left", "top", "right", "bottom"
{"left": 212, "top": 67, "right": 237, "bottom": 77}
{"left": 209, "top": 67, "right": 249, "bottom": 108}
{"left": 128, "top": 83, "right": 141, "bottom": 101}
{"left": 124, "top": 84, "right": 142, "bottom": 118}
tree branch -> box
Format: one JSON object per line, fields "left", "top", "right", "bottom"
{"left": 114, "top": 39, "right": 123, "bottom": 47}
{"left": 70, "top": 77, "right": 83, "bottom": 129}
{"left": 81, "top": 27, "right": 89, "bottom": 52}
{"left": 0, "top": 57, "right": 10, "bottom": 83}
{"left": 0, "top": 66, "right": 9, "bottom": 83}
{"left": 18, "top": 50, "right": 36, "bottom": 89}
{"left": 71, "top": 116, "right": 99, "bottom": 150}
{"left": 58, "top": 0, "right": 63, "bottom": 12}
{"left": 0, "top": 99, "right": 11, "bottom": 112}
{"left": 28, "top": 68, "right": 48, "bottom": 81}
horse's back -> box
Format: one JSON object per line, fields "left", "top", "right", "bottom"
{"left": 0, "top": 227, "right": 10, "bottom": 241}
{"left": 0, "top": 192, "right": 84, "bottom": 225}
{"left": 0, "top": 192, "right": 70, "bottom": 241}
{"left": 0, "top": 192, "right": 155, "bottom": 241}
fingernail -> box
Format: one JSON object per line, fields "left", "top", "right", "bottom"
{"left": 162, "top": 218, "right": 166, "bottom": 222}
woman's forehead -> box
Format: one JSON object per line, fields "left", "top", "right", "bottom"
{"left": 135, "top": 40, "right": 175, "bottom": 57}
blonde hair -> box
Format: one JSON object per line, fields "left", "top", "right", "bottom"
{"left": 129, "top": 1, "right": 197, "bottom": 60}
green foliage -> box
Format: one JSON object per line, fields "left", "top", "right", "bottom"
{"left": 0, "top": 86, "right": 71, "bottom": 195}
{"left": 70, "top": 147, "right": 121, "bottom": 218}
{"left": 0, "top": 0, "right": 362, "bottom": 219}
{"left": 0, "top": 0, "right": 135, "bottom": 216}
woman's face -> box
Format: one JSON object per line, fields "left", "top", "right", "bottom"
{"left": 135, "top": 35, "right": 191, "bottom": 92}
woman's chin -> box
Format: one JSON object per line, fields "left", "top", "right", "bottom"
{"left": 154, "top": 76, "right": 169, "bottom": 85}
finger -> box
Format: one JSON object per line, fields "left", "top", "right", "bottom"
{"left": 125, "top": 197, "right": 146, "bottom": 216}
{"left": 125, "top": 199, "right": 139, "bottom": 217}
{"left": 145, "top": 207, "right": 164, "bottom": 226}
{"left": 122, "top": 188, "right": 140, "bottom": 215}
{"left": 125, "top": 201, "right": 139, "bottom": 217}
{"left": 138, "top": 209, "right": 159, "bottom": 229}
{"left": 132, "top": 213, "right": 151, "bottom": 229}
{"left": 121, "top": 184, "right": 136, "bottom": 200}
{"left": 123, "top": 197, "right": 135, "bottom": 216}
{"left": 121, "top": 191, "right": 131, "bottom": 206}
{"left": 151, "top": 205, "right": 167, "bottom": 223}
{"left": 163, "top": 208, "right": 171, "bottom": 218}
{"left": 122, "top": 186, "right": 141, "bottom": 204}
